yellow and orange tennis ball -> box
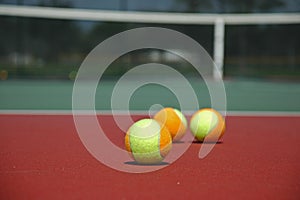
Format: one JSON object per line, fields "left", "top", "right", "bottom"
{"left": 124, "top": 107, "right": 225, "bottom": 164}
{"left": 125, "top": 119, "right": 172, "bottom": 164}
{"left": 154, "top": 107, "right": 187, "bottom": 142}
{"left": 190, "top": 108, "right": 225, "bottom": 142}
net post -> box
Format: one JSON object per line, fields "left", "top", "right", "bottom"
{"left": 213, "top": 17, "right": 225, "bottom": 80}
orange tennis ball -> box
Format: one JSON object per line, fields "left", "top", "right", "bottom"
{"left": 154, "top": 107, "right": 187, "bottom": 142}
{"left": 190, "top": 108, "right": 225, "bottom": 142}
{"left": 125, "top": 119, "right": 172, "bottom": 164}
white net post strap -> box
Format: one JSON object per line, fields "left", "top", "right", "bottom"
{"left": 213, "top": 18, "right": 225, "bottom": 81}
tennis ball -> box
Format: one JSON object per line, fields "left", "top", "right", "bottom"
{"left": 190, "top": 108, "right": 225, "bottom": 142}
{"left": 125, "top": 118, "right": 172, "bottom": 164}
{"left": 154, "top": 107, "right": 187, "bottom": 142}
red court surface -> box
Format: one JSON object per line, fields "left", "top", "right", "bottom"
{"left": 1, "top": 114, "right": 300, "bottom": 199}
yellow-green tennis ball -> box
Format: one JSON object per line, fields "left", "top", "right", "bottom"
{"left": 190, "top": 108, "right": 225, "bottom": 142}
{"left": 125, "top": 119, "right": 172, "bottom": 164}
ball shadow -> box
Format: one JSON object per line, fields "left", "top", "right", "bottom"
{"left": 124, "top": 161, "right": 169, "bottom": 166}
{"left": 191, "top": 140, "right": 223, "bottom": 144}
{"left": 172, "top": 141, "right": 185, "bottom": 144}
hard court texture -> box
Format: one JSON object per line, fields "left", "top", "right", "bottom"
{"left": 0, "top": 114, "right": 299, "bottom": 199}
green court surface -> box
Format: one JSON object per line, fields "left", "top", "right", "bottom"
{"left": 1, "top": 79, "right": 300, "bottom": 112}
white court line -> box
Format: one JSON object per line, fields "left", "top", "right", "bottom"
{"left": 0, "top": 110, "right": 300, "bottom": 116}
